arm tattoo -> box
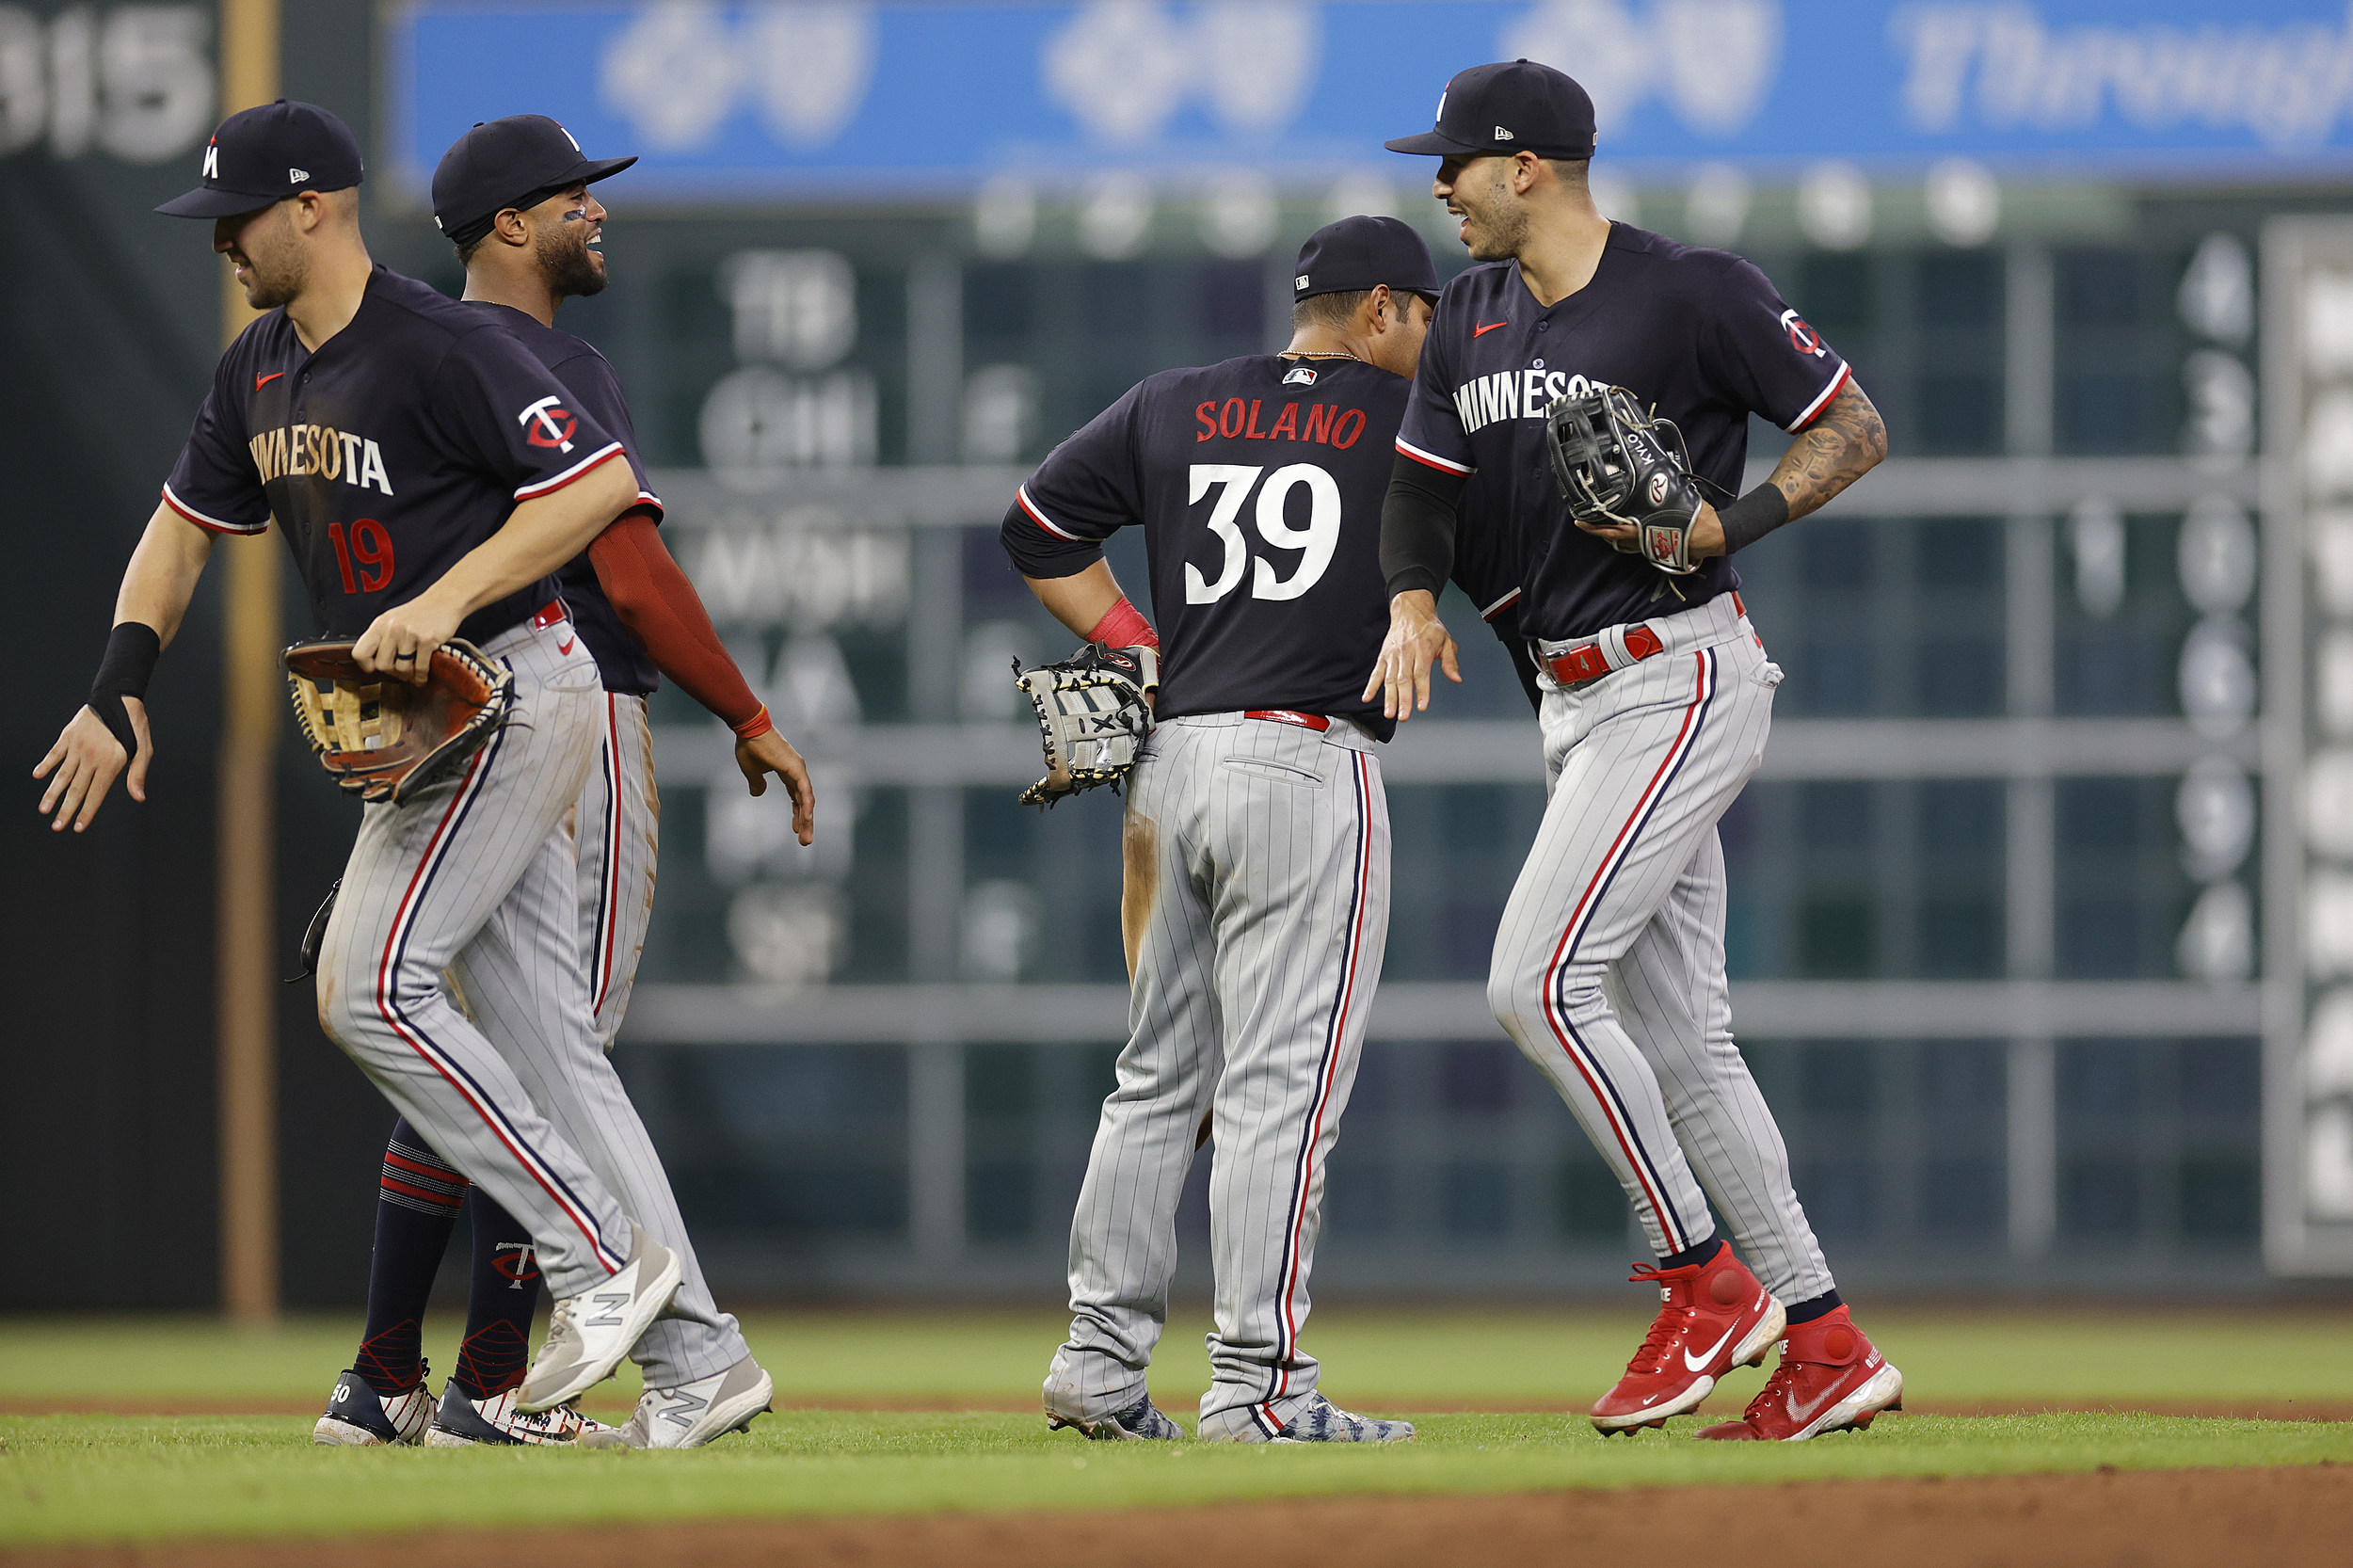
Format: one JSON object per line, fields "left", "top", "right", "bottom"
{"left": 1768, "top": 381, "right": 1887, "bottom": 521}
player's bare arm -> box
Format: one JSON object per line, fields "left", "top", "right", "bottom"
{"left": 1762, "top": 379, "right": 1887, "bottom": 521}
{"left": 1021, "top": 559, "right": 1126, "bottom": 639}
{"left": 33, "top": 506, "right": 215, "bottom": 832}
{"left": 352, "top": 456, "right": 633, "bottom": 681}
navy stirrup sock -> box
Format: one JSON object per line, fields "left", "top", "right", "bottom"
{"left": 450, "top": 1190, "right": 545, "bottom": 1400}
{"left": 354, "top": 1116, "right": 467, "bottom": 1396}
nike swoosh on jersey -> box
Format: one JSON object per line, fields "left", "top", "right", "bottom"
{"left": 254, "top": 371, "right": 285, "bottom": 389}
{"left": 1472, "top": 321, "right": 1509, "bottom": 337}
{"left": 1682, "top": 1320, "right": 1742, "bottom": 1373}
{"left": 558, "top": 635, "right": 576, "bottom": 655}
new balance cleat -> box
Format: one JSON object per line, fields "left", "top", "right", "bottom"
{"left": 1592, "top": 1240, "right": 1784, "bottom": 1433}
{"left": 1695, "top": 1306, "right": 1903, "bottom": 1441}
{"left": 1047, "top": 1393, "right": 1184, "bottom": 1441}
{"left": 578, "top": 1355, "right": 773, "bottom": 1449}
{"left": 424, "top": 1383, "right": 611, "bottom": 1446}
{"left": 516, "top": 1219, "right": 682, "bottom": 1415}
{"left": 312, "top": 1364, "right": 437, "bottom": 1447}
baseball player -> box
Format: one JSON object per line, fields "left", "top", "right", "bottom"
{"left": 1371, "top": 62, "right": 1903, "bottom": 1441}
{"left": 313, "top": 116, "right": 813, "bottom": 1449}
{"left": 32, "top": 102, "right": 763, "bottom": 1446}
{"left": 1006, "top": 217, "right": 1435, "bottom": 1444}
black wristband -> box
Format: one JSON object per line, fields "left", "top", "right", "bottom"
{"left": 1715, "top": 482, "right": 1791, "bottom": 555}
{"left": 88, "top": 621, "right": 162, "bottom": 760}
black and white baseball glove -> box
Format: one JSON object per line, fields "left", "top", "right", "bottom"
{"left": 1013, "top": 642, "right": 1158, "bottom": 807}
{"left": 1545, "top": 384, "right": 1705, "bottom": 575}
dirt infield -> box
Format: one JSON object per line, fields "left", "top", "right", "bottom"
{"left": 9, "top": 1463, "right": 2350, "bottom": 1568}
{"left": 10, "top": 1394, "right": 2353, "bottom": 1421}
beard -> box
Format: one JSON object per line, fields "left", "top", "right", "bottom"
{"left": 537, "top": 221, "right": 607, "bottom": 300}
{"left": 237, "top": 209, "right": 306, "bottom": 309}
{"left": 1463, "top": 186, "right": 1529, "bottom": 263}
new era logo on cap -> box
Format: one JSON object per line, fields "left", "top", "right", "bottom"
{"left": 1295, "top": 274, "right": 1310, "bottom": 291}
{"left": 1494, "top": 126, "right": 1514, "bottom": 140}
{"left": 289, "top": 168, "right": 309, "bottom": 183}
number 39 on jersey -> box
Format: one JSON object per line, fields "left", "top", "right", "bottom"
{"left": 1186, "top": 463, "right": 1341, "bottom": 603}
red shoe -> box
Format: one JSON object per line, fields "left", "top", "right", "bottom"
{"left": 1694, "top": 1305, "right": 1903, "bottom": 1441}
{"left": 1590, "top": 1240, "right": 1784, "bottom": 1433}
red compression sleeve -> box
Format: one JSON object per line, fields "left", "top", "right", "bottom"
{"left": 1086, "top": 596, "right": 1158, "bottom": 649}
{"left": 585, "top": 516, "right": 772, "bottom": 738}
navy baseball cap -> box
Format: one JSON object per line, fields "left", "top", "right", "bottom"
{"left": 1293, "top": 216, "right": 1440, "bottom": 304}
{"left": 156, "top": 100, "right": 363, "bottom": 217}
{"left": 1385, "top": 59, "right": 1597, "bottom": 160}
{"left": 433, "top": 115, "right": 635, "bottom": 248}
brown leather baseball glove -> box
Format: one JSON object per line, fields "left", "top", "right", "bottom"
{"left": 282, "top": 637, "right": 513, "bottom": 805}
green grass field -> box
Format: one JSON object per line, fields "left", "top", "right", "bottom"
{"left": 4, "top": 1305, "right": 2349, "bottom": 1548}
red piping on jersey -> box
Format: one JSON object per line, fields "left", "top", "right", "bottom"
{"left": 160, "top": 483, "right": 265, "bottom": 536}
{"left": 1394, "top": 436, "right": 1472, "bottom": 475}
{"left": 1016, "top": 485, "right": 1084, "bottom": 541}
{"left": 590, "top": 694, "right": 624, "bottom": 1019}
{"left": 1787, "top": 362, "right": 1852, "bottom": 432}
{"left": 1480, "top": 587, "right": 1522, "bottom": 622}
{"left": 513, "top": 441, "right": 625, "bottom": 501}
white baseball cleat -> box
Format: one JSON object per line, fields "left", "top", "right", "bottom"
{"left": 515, "top": 1219, "right": 682, "bottom": 1415}
{"left": 312, "top": 1365, "right": 437, "bottom": 1447}
{"left": 424, "top": 1383, "right": 613, "bottom": 1446}
{"left": 577, "top": 1355, "right": 773, "bottom": 1449}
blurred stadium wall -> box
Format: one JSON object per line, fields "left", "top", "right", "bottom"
{"left": 8, "top": 0, "right": 2353, "bottom": 1308}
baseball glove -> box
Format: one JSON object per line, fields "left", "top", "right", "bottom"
{"left": 282, "top": 637, "right": 514, "bottom": 806}
{"left": 1545, "top": 384, "right": 1705, "bottom": 575}
{"left": 1013, "top": 642, "right": 1159, "bottom": 807}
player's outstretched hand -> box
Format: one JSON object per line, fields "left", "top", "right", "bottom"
{"left": 33, "top": 698, "right": 152, "bottom": 833}
{"left": 738, "top": 728, "right": 817, "bottom": 845}
{"left": 353, "top": 594, "right": 463, "bottom": 685}
{"left": 1363, "top": 589, "right": 1461, "bottom": 722}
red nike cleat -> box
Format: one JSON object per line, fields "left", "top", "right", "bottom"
{"left": 1590, "top": 1240, "right": 1785, "bottom": 1433}
{"left": 1694, "top": 1304, "right": 1903, "bottom": 1441}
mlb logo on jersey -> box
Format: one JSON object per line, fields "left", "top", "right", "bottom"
{"left": 1282, "top": 365, "right": 1318, "bottom": 387}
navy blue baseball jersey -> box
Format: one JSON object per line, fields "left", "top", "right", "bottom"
{"left": 1397, "top": 223, "right": 1849, "bottom": 643}
{"left": 1003, "top": 355, "right": 1407, "bottom": 740}
{"left": 163, "top": 266, "right": 625, "bottom": 645}
{"left": 470, "top": 302, "right": 664, "bottom": 696}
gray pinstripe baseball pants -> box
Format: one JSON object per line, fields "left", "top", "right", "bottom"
{"left": 316, "top": 617, "right": 746, "bottom": 1388}
{"left": 1047, "top": 712, "right": 1388, "bottom": 1438}
{"left": 1488, "top": 593, "right": 1835, "bottom": 1305}
{"left": 574, "top": 692, "right": 659, "bottom": 1054}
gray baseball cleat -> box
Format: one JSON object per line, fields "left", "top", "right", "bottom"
{"left": 515, "top": 1219, "right": 682, "bottom": 1415}
{"left": 1200, "top": 1393, "right": 1417, "bottom": 1444}
{"left": 578, "top": 1354, "right": 774, "bottom": 1449}
{"left": 1048, "top": 1393, "right": 1185, "bottom": 1441}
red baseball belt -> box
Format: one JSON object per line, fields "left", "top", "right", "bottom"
{"left": 1538, "top": 592, "right": 1747, "bottom": 689}
{"left": 1244, "top": 710, "right": 1330, "bottom": 731}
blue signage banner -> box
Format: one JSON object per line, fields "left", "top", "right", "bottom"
{"left": 382, "top": 1, "right": 2353, "bottom": 201}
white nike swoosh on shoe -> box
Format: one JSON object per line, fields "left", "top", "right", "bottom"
{"left": 1786, "top": 1384, "right": 1840, "bottom": 1424}
{"left": 1683, "top": 1320, "right": 1742, "bottom": 1373}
